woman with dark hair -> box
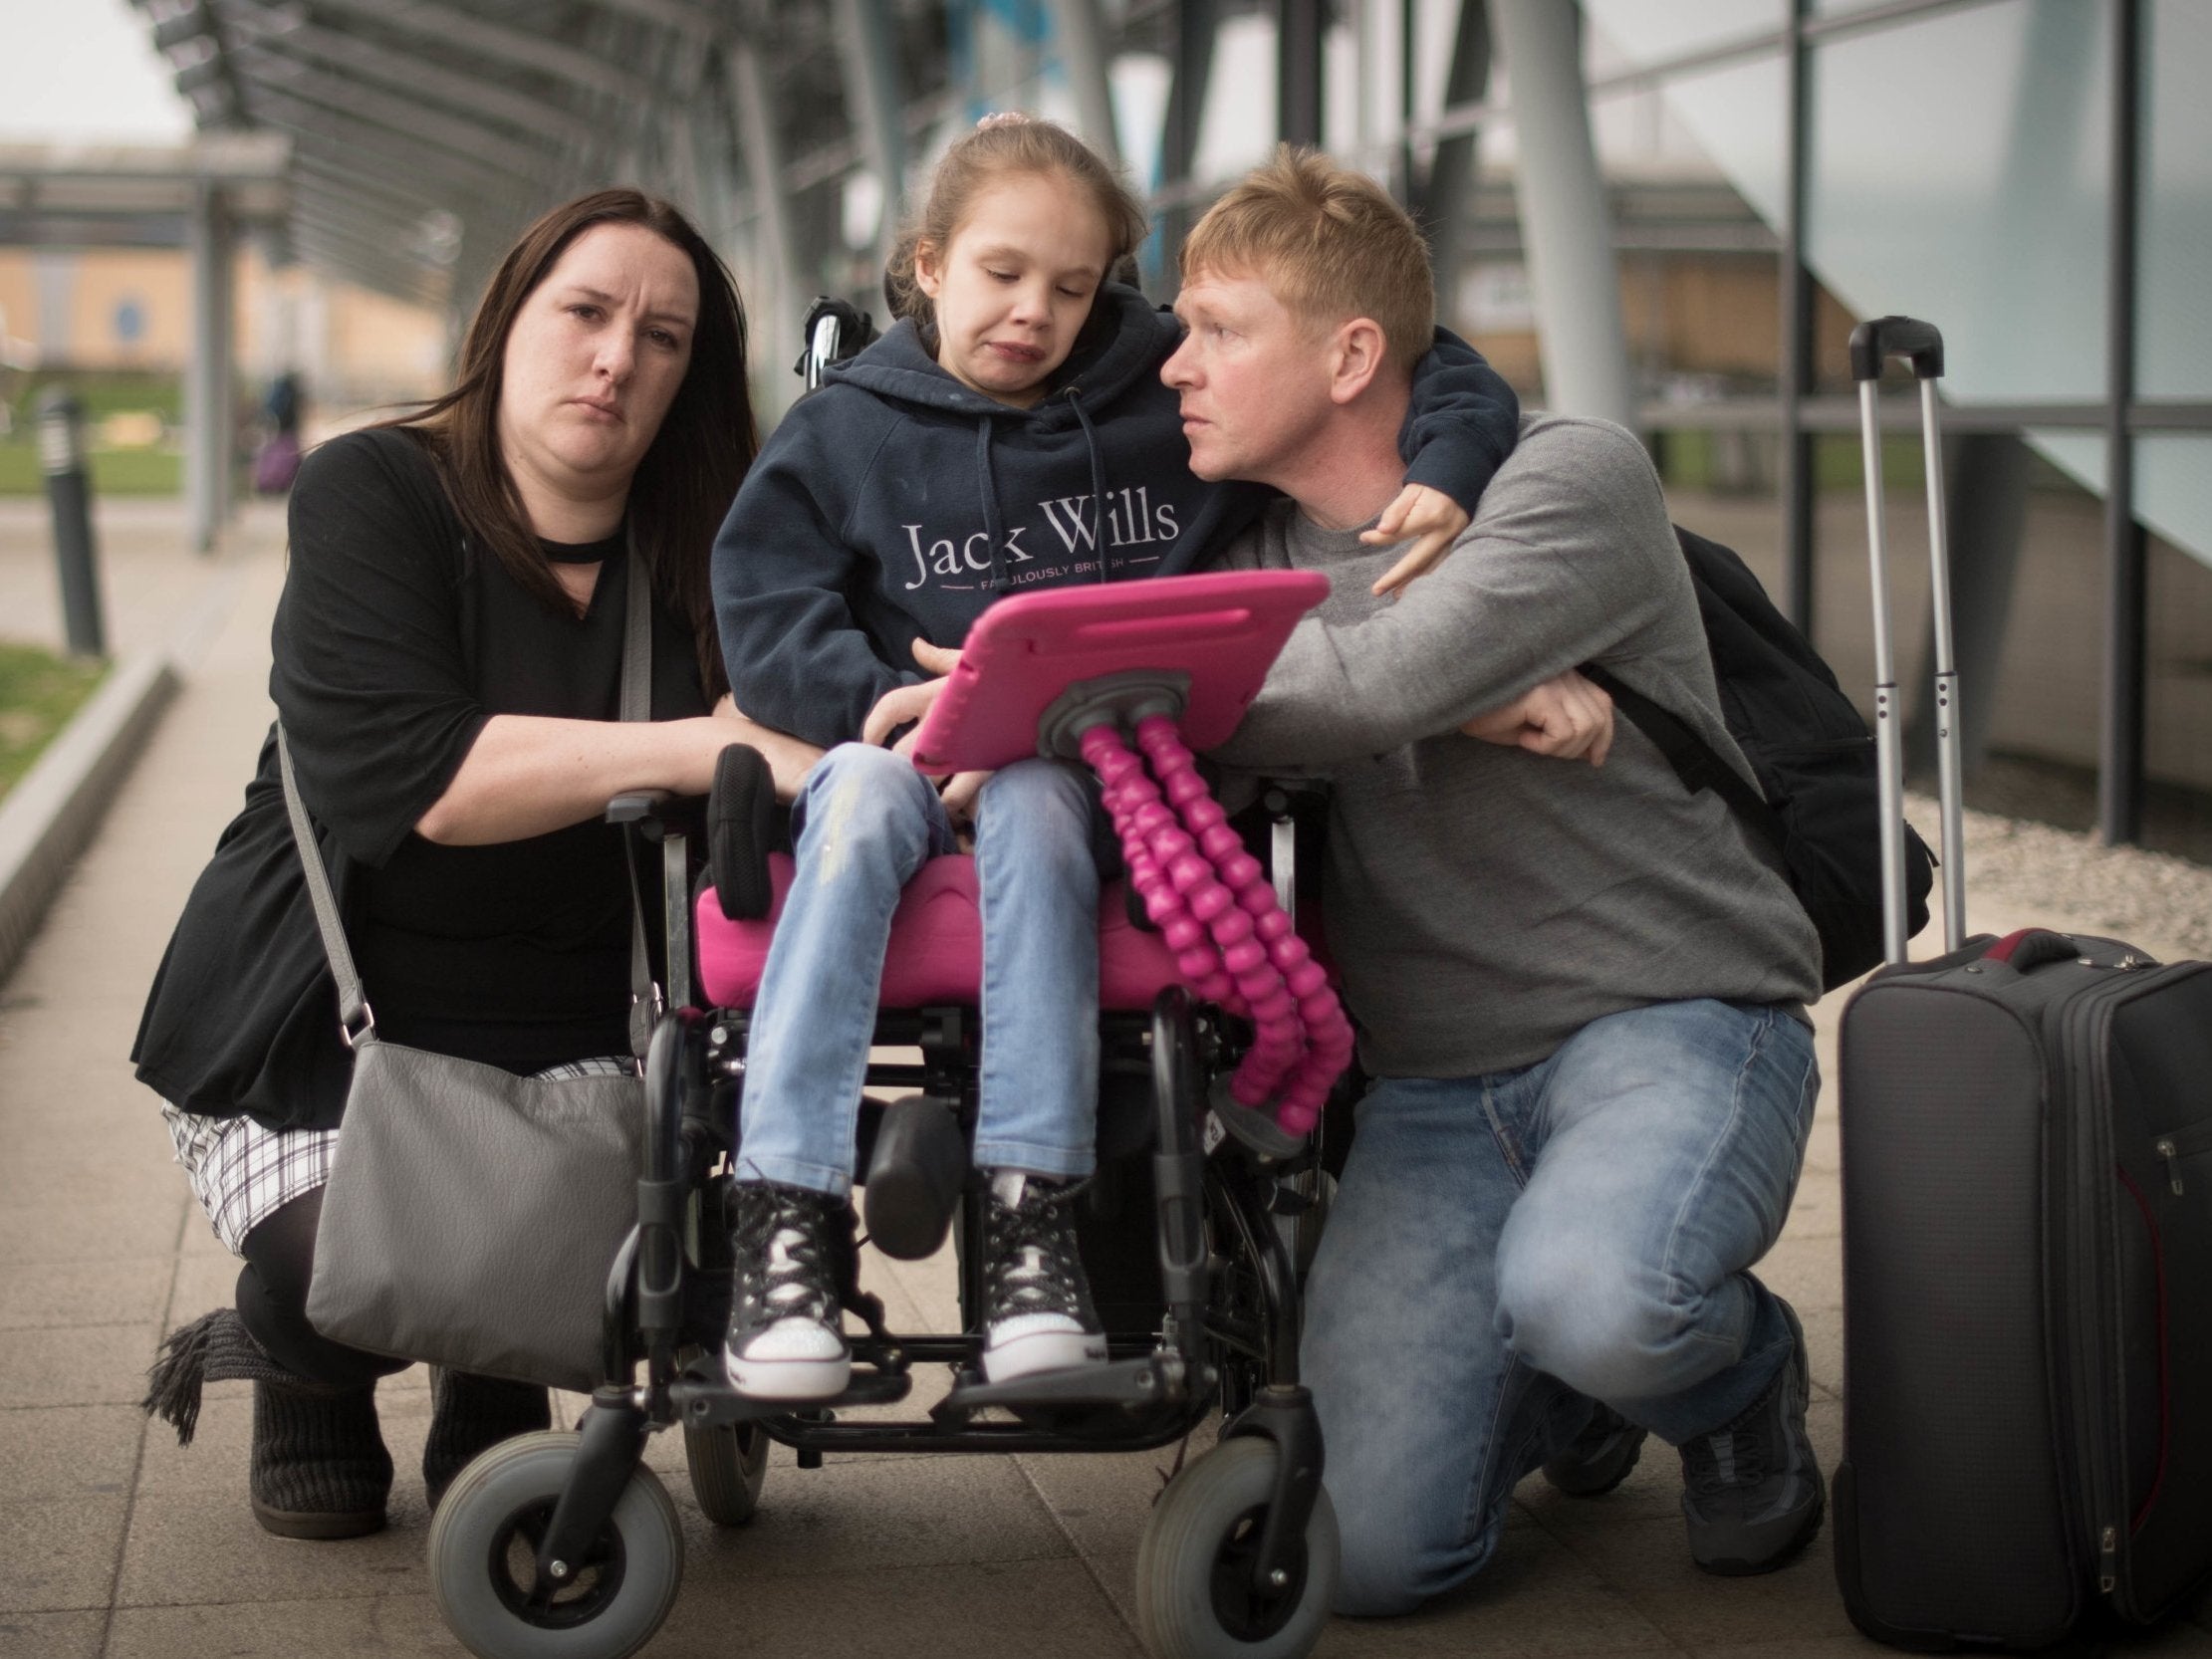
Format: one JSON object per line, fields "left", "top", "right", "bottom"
{"left": 131, "top": 188, "right": 819, "bottom": 1539}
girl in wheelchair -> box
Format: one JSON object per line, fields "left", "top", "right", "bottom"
{"left": 708, "top": 114, "right": 1523, "bottom": 1402}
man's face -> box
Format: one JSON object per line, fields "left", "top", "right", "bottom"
{"left": 1161, "top": 266, "right": 1335, "bottom": 490}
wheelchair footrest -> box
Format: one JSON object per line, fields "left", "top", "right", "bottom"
{"left": 671, "top": 1361, "right": 912, "bottom": 1430}
{"left": 936, "top": 1353, "right": 1184, "bottom": 1417}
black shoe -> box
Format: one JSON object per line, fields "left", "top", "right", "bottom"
{"left": 1543, "top": 1401, "right": 1648, "bottom": 1497}
{"left": 722, "top": 1181, "right": 853, "bottom": 1400}
{"left": 979, "top": 1172, "right": 1107, "bottom": 1383}
{"left": 143, "top": 1306, "right": 390, "bottom": 1540}
{"left": 250, "top": 1377, "right": 392, "bottom": 1539}
{"left": 1679, "top": 1301, "right": 1825, "bottom": 1575}
{"left": 423, "top": 1368, "right": 551, "bottom": 1510}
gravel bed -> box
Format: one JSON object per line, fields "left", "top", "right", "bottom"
{"left": 1910, "top": 791, "right": 2212, "bottom": 961}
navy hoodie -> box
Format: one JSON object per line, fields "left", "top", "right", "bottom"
{"left": 714, "top": 283, "right": 1518, "bottom": 747}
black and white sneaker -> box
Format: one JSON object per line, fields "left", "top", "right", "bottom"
{"left": 1679, "top": 1299, "right": 1825, "bottom": 1574}
{"left": 979, "top": 1172, "right": 1108, "bottom": 1383}
{"left": 722, "top": 1182, "right": 853, "bottom": 1401}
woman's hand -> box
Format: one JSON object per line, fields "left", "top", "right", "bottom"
{"left": 1461, "top": 669, "right": 1614, "bottom": 766}
{"left": 1361, "top": 484, "right": 1472, "bottom": 596}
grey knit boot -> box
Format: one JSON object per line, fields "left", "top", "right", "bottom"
{"left": 144, "top": 1307, "right": 390, "bottom": 1540}
{"left": 422, "top": 1368, "right": 551, "bottom": 1510}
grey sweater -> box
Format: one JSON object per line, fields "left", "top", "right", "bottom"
{"left": 1210, "top": 413, "right": 1822, "bottom": 1078}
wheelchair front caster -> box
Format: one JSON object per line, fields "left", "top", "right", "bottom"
{"left": 683, "top": 1417, "right": 769, "bottom": 1527}
{"left": 1134, "top": 1436, "right": 1340, "bottom": 1659}
{"left": 428, "top": 1431, "right": 682, "bottom": 1659}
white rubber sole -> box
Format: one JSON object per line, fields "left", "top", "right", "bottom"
{"left": 722, "top": 1345, "right": 851, "bottom": 1401}
{"left": 982, "top": 1328, "right": 1109, "bottom": 1384}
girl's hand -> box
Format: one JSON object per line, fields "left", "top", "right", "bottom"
{"left": 1362, "top": 484, "right": 1472, "bottom": 596}
{"left": 1461, "top": 669, "right": 1614, "bottom": 766}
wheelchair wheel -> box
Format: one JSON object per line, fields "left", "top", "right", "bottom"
{"left": 683, "top": 1418, "right": 768, "bottom": 1527}
{"left": 427, "top": 1431, "right": 682, "bottom": 1659}
{"left": 1134, "top": 1436, "right": 1340, "bottom": 1659}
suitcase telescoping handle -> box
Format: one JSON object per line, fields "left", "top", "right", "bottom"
{"left": 1849, "top": 315, "right": 1967, "bottom": 964}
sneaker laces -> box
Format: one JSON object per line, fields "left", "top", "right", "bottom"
{"left": 734, "top": 1186, "right": 846, "bottom": 1327}
{"left": 1682, "top": 1380, "right": 1778, "bottom": 1498}
{"left": 982, "top": 1175, "right": 1093, "bottom": 1327}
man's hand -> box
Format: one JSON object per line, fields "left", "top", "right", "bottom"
{"left": 1361, "top": 483, "right": 1472, "bottom": 596}
{"left": 1461, "top": 669, "right": 1614, "bottom": 766}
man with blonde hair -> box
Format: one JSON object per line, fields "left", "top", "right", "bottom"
{"left": 1170, "top": 147, "right": 1828, "bottom": 1614}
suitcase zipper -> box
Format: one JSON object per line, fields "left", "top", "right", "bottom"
{"left": 2155, "top": 1137, "right": 2182, "bottom": 1196}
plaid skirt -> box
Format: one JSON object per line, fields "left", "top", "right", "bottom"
{"left": 161, "top": 1055, "right": 635, "bottom": 1256}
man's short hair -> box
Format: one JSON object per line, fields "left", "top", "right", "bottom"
{"left": 1180, "top": 146, "right": 1434, "bottom": 375}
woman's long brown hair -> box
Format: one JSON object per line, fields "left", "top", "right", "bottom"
{"left": 379, "top": 187, "right": 754, "bottom": 699}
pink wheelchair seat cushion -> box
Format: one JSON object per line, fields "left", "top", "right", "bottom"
{"left": 694, "top": 853, "right": 1186, "bottom": 1012}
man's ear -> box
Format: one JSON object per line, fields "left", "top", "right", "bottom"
{"left": 1326, "top": 317, "right": 1387, "bottom": 406}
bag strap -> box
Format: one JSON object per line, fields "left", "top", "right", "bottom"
{"left": 1580, "top": 663, "right": 1786, "bottom": 852}
{"left": 281, "top": 538, "right": 658, "bottom": 1057}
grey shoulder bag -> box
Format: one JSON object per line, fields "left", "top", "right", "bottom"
{"left": 293, "top": 549, "right": 655, "bottom": 1393}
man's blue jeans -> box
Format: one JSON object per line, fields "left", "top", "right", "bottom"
{"left": 736, "top": 742, "right": 1102, "bottom": 1194}
{"left": 1303, "top": 998, "right": 1819, "bottom": 1615}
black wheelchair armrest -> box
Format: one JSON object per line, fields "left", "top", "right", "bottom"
{"left": 708, "top": 743, "right": 778, "bottom": 921}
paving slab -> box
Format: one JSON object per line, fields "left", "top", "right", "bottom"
{"left": 0, "top": 1608, "right": 108, "bottom": 1659}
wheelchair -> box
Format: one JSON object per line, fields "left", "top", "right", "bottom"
{"left": 425, "top": 326, "right": 1352, "bottom": 1659}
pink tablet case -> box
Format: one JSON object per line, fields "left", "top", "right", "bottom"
{"left": 908, "top": 569, "right": 1330, "bottom": 774}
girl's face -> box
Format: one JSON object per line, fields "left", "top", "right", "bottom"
{"left": 915, "top": 169, "right": 1114, "bottom": 409}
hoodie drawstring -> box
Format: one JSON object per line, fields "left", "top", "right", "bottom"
{"left": 1067, "top": 390, "right": 1110, "bottom": 583}
{"left": 973, "top": 418, "right": 1009, "bottom": 592}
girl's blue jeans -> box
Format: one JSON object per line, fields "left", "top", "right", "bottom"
{"left": 735, "top": 741, "right": 1102, "bottom": 1193}
{"left": 1304, "top": 997, "right": 1819, "bottom": 1615}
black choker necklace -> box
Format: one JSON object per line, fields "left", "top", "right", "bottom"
{"left": 541, "top": 530, "right": 624, "bottom": 565}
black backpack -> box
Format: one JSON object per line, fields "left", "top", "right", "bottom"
{"left": 1583, "top": 525, "right": 1934, "bottom": 991}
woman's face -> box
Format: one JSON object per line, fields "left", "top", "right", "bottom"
{"left": 497, "top": 221, "right": 699, "bottom": 511}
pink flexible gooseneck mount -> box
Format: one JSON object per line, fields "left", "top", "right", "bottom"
{"left": 907, "top": 571, "right": 1353, "bottom": 1143}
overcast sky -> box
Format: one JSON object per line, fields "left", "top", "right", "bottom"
{"left": 0, "top": 0, "right": 191, "bottom": 143}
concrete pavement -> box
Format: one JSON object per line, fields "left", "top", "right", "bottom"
{"left": 2, "top": 496, "right": 2209, "bottom": 1659}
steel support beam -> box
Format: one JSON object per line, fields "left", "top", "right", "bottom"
{"left": 1045, "top": 0, "right": 1122, "bottom": 163}
{"left": 1277, "top": 0, "right": 1324, "bottom": 144}
{"left": 210, "top": 0, "right": 591, "bottom": 143}
{"left": 184, "top": 182, "right": 235, "bottom": 555}
{"left": 730, "top": 39, "right": 806, "bottom": 419}
{"left": 1152, "top": 0, "right": 1217, "bottom": 290}
{"left": 1778, "top": 0, "right": 1817, "bottom": 634}
{"left": 299, "top": 0, "right": 655, "bottom": 104}
{"left": 2099, "top": 0, "right": 2145, "bottom": 844}
{"left": 832, "top": 0, "right": 906, "bottom": 271}
{"left": 231, "top": 51, "right": 569, "bottom": 185}
{"left": 1489, "top": 0, "right": 1632, "bottom": 426}
{"left": 243, "top": 89, "right": 553, "bottom": 201}
{"left": 1420, "top": 0, "right": 1492, "bottom": 296}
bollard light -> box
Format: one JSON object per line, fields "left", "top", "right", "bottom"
{"left": 35, "top": 387, "right": 86, "bottom": 477}
{"left": 34, "top": 385, "right": 107, "bottom": 659}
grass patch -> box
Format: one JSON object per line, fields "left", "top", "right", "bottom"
{"left": 0, "top": 445, "right": 183, "bottom": 496}
{"left": 0, "top": 641, "right": 108, "bottom": 799}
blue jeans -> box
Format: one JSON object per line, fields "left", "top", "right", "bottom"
{"left": 1303, "top": 998, "right": 1819, "bottom": 1615}
{"left": 736, "top": 742, "right": 1102, "bottom": 1194}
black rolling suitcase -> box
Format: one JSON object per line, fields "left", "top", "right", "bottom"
{"left": 1831, "top": 318, "right": 2212, "bottom": 1649}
